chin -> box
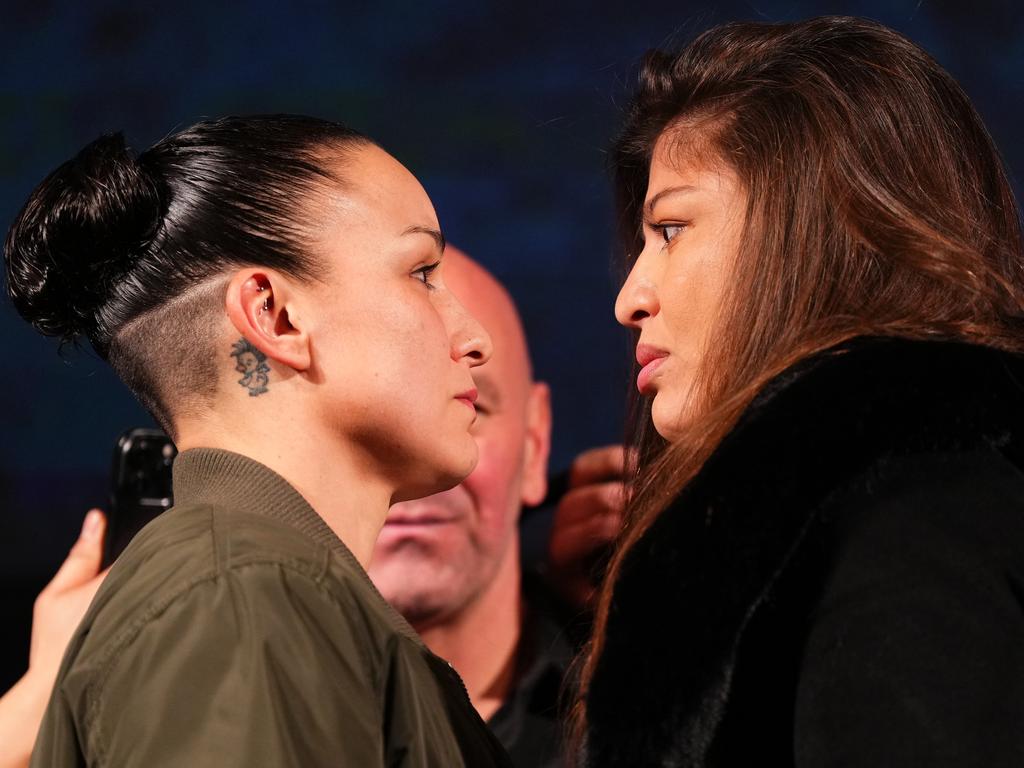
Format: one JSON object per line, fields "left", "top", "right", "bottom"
{"left": 651, "top": 394, "right": 690, "bottom": 442}
{"left": 393, "top": 442, "right": 477, "bottom": 503}
{"left": 374, "top": 563, "right": 464, "bottom": 625}
{"left": 651, "top": 399, "right": 679, "bottom": 440}
{"left": 389, "top": 591, "right": 455, "bottom": 627}
{"left": 441, "top": 436, "right": 479, "bottom": 485}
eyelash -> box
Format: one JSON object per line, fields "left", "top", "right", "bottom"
{"left": 413, "top": 261, "right": 440, "bottom": 289}
{"left": 650, "top": 223, "right": 687, "bottom": 245}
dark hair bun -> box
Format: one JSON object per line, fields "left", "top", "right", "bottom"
{"left": 4, "top": 132, "right": 163, "bottom": 341}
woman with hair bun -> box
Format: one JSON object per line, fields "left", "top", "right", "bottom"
{"left": 5, "top": 116, "right": 509, "bottom": 766}
{"left": 577, "top": 16, "right": 1024, "bottom": 767}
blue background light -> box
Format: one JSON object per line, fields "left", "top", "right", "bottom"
{"left": 1, "top": 0, "right": 1020, "bottom": 686}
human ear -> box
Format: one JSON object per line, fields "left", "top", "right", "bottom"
{"left": 520, "top": 381, "right": 552, "bottom": 507}
{"left": 224, "top": 269, "right": 311, "bottom": 373}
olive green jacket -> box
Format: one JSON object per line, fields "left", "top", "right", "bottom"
{"left": 31, "top": 449, "right": 510, "bottom": 767}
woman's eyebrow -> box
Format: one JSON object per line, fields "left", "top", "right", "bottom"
{"left": 644, "top": 185, "right": 697, "bottom": 214}
{"left": 401, "top": 225, "right": 446, "bottom": 253}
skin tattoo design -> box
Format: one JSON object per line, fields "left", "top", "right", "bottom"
{"left": 229, "top": 338, "right": 270, "bottom": 396}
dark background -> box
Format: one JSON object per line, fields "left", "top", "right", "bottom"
{"left": 2, "top": 0, "right": 1021, "bottom": 690}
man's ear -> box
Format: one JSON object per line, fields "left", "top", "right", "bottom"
{"left": 520, "top": 381, "right": 552, "bottom": 507}
{"left": 224, "top": 269, "right": 311, "bottom": 372}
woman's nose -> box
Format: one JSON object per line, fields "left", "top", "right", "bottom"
{"left": 614, "top": 257, "right": 659, "bottom": 328}
{"left": 448, "top": 294, "right": 493, "bottom": 367}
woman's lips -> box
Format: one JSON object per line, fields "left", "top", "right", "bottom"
{"left": 637, "top": 357, "right": 667, "bottom": 393}
{"left": 635, "top": 344, "right": 669, "bottom": 393}
{"left": 455, "top": 387, "right": 478, "bottom": 411}
{"left": 380, "top": 513, "right": 460, "bottom": 541}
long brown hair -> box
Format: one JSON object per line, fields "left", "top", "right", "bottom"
{"left": 572, "top": 15, "right": 1024, "bottom": 757}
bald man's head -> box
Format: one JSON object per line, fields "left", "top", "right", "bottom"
{"left": 443, "top": 246, "right": 534, "bottom": 416}
{"left": 369, "top": 246, "right": 552, "bottom": 626}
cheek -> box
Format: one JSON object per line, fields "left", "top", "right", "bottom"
{"left": 663, "top": 251, "right": 728, "bottom": 351}
{"left": 380, "top": 298, "right": 450, "bottom": 369}
{"left": 330, "top": 296, "right": 450, "bottom": 389}
{"left": 461, "top": 433, "right": 523, "bottom": 535}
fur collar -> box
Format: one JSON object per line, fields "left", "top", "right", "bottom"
{"left": 585, "top": 338, "right": 1024, "bottom": 767}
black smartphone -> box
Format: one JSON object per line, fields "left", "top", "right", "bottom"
{"left": 102, "top": 428, "right": 177, "bottom": 568}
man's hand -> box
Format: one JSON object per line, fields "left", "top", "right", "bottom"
{"left": 547, "top": 445, "right": 626, "bottom": 610}
{"left": 0, "top": 510, "right": 109, "bottom": 768}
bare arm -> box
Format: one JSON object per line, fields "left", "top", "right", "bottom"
{"left": 0, "top": 511, "right": 108, "bottom": 768}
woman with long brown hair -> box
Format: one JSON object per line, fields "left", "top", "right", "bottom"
{"left": 577, "top": 16, "right": 1024, "bottom": 767}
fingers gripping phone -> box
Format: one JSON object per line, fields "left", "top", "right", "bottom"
{"left": 102, "top": 428, "right": 177, "bottom": 569}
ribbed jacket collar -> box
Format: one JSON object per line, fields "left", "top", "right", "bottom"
{"left": 172, "top": 447, "right": 422, "bottom": 642}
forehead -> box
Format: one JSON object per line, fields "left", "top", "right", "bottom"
{"left": 647, "top": 131, "right": 739, "bottom": 199}
{"left": 314, "top": 144, "right": 439, "bottom": 239}
{"left": 651, "top": 133, "right": 724, "bottom": 187}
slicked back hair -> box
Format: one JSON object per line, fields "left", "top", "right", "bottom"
{"left": 5, "top": 115, "right": 373, "bottom": 435}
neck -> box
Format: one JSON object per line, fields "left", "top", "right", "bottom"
{"left": 175, "top": 412, "right": 393, "bottom": 567}
{"left": 415, "top": 538, "right": 523, "bottom": 722}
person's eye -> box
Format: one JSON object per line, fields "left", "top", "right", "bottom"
{"left": 643, "top": 219, "right": 689, "bottom": 248}
{"left": 656, "top": 223, "right": 687, "bottom": 244}
{"left": 412, "top": 261, "right": 440, "bottom": 289}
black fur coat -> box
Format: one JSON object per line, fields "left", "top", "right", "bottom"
{"left": 585, "top": 338, "right": 1024, "bottom": 767}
